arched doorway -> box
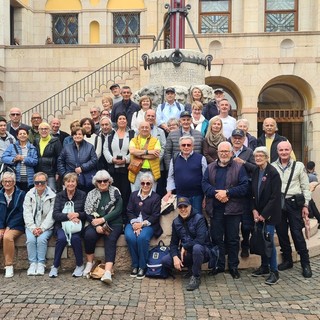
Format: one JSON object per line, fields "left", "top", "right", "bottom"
{"left": 258, "top": 84, "right": 304, "bottom": 160}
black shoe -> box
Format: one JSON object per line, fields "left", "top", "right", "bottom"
{"left": 240, "top": 248, "right": 249, "bottom": 258}
{"left": 278, "top": 261, "right": 293, "bottom": 271}
{"left": 302, "top": 264, "right": 312, "bottom": 278}
{"left": 183, "top": 269, "right": 193, "bottom": 278}
{"left": 251, "top": 266, "right": 270, "bottom": 277}
{"left": 136, "top": 268, "right": 145, "bottom": 280}
{"left": 130, "top": 267, "right": 138, "bottom": 278}
{"left": 209, "top": 268, "right": 224, "bottom": 276}
{"left": 265, "top": 271, "right": 279, "bottom": 285}
{"left": 229, "top": 268, "right": 240, "bottom": 279}
{"left": 186, "top": 276, "right": 201, "bottom": 291}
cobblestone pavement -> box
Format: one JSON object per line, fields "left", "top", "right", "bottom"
{"left": 1, "top": 256, "right": 320, "bottom": 320}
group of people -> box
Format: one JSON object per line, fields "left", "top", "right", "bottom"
{"left": 0, "top": 84, "right": 314, "bottom": 292}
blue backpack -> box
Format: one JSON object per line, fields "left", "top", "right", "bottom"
{"left": 146, "top": 240, "right": 170, "bottom": 279}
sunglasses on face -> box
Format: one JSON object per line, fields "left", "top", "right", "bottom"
{"left": 181, "top": 144, "right": 192, "bottom": 147}
{"left": 34, "top": 181, "right": 46, "bottom": 185}
{"left": 10, "top": 113, "right": 21, "bottom": 116}
{"left": 97, "top": 180, "right": 109, "bottom": 184}
{"left": 141, "top": 181, "right": 151, "bottom": 186}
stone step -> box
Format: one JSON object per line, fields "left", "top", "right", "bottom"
{"left": 3, "top": 211, "right": 319, "bottom": 272}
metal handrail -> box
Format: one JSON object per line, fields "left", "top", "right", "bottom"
{"left": 22, "top": 48, "right": 139, "bottom": 124}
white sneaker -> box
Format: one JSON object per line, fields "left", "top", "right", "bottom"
{"left": 4, "top": 266, "right": 14, "bottom": 278}
{"left": 83, "top": 262, "right": 93, "bottom": 278}
{"left": 101, "top": 271, "right": 112, "bottom": 284}
{"left": 27, "top": 263, "right": 37, "bottom": 276}
{"left": 72, "top": 265, "right": 84, "bottom": 277}
{"left": 49, "top": 266, "right": 58, "bottom": 278}
{"left": 36, "top": 263, "right": 45, "bottom": 276}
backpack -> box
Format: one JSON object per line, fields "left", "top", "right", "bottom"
{"left": 146, "top": 240, "right": 170, "bottom": 279}
{"left": 160, "top": 102, "right": 182, "bottom": 112}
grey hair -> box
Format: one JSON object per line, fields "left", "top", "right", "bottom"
{"left": 139, "top": 172, "right": 154, "bottom": 184}
{"left": 92, "top": 170, "right": 113, "bottom": 187}
{"left": 91, "top": 106, "right": 101, "bottom": 112}
{"left": 33, "top": 172, "right": 48, "bottom": 181}
{"left": 236, "top": 118, "right": 249, "bottom": 129}
{"left": 218, "top": 141, "right": 232, "bottom": 151}
{"left": 179, "top": 135, "right": 195, "bottom": 145}
{"left": 1, "top": 171, "right": 16, "bottom": 183}
{"left": 167, "top": 118, "right": 180, "bottom": 127}
{"left": 253, "top": 146, "right": 269, "bottom": 158}
{"left": 99, "top": 116, "right": 111, "bottom": 124}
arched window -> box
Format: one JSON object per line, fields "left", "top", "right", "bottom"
{"left": 265, "top": 0, "right": 298, "bottom": 32}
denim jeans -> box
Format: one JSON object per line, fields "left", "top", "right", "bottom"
{"left": 124, "top": 224, "right": 154, "bottom": 269}
{"left": 25, "top": 228, "right": 53, "bottom": 264}
{"left": 260, "top": 224, "right": 278, "bottom": 272}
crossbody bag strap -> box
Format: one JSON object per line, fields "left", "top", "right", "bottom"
{"left": 283, "top": 161, "right": 296, "bottom": 198}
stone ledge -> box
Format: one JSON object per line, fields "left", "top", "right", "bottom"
{"left": 1, "top": 213, "right": 319, "bottom": 271}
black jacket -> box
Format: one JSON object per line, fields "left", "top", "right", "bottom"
{"left": 256, "top": 133, "right": 287, "bottom": 163}
{"left": 251, "top": 162, "right": 282, "bottom": 225}
{"left": 170, "top": 210, "right": 210, "bottom": 257}
{"left": 34, "top": 137, "right": 62, "bottom": 177}
{"left": 52, "top": 188, "right": 86, "bottom": 231}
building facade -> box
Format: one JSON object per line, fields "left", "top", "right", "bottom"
{"left": 1, "top": 0, "right": 320, "bottom": 162}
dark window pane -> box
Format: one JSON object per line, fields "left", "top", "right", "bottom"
{"left": 52, "top": 14, "right": 78, "bottom": 44}
{"left": 113, "top": 13, "right": 140, "bottom": 44}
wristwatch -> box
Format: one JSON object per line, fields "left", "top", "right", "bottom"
{"left": 226, "top": 189, "right": 230, "bottom": 197}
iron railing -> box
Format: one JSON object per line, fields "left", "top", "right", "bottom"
{"left": 22, "top": 48, "right": 139, "bottom": 124}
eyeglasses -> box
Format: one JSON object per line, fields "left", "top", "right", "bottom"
{"left": 181, "top": 144, "right": 192, "bottom": 147}
{"left": 34, "top": 181, "right": 46, "bottom": 185}
{"left": 31, "top": 117, "right": 42, "bottom": 120}
{"left": 141, "top": 181, "right": 151, "bottom": 186}
{"left": 10, "top": 113, "right": 21, "bottom": 116}
{"left": 90, "top": 111, "right": 98, "bottom": 114}
{"left": 97, "top": 180, "right": 109, "bottom": 184}
{"left": 2, "top": 180, "right": 14, "bottom": 184}
{"left": 218, "top": 150, "right": 231, "bottom": 153}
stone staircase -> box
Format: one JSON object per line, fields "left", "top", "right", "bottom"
{"left": 58, "top": 70, "right": 141, "bottom": 133}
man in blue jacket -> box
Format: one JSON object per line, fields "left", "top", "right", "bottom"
{"left": 162, "top": 197, "right": 211, "bottom": 291}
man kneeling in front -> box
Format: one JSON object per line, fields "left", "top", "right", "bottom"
{"left": 162, "top": 197, "right": 210, "bottom": 291}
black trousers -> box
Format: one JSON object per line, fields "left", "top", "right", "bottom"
{"left": 276, "top": 199, "right": 310, "bottom": 266}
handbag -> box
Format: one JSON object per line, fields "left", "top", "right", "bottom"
{"left": 61, "top": 201, "right": 82, "bottom": 245}
{"left": 101, "top": 221, "right": 113, "bottom": 236}
{"left": 0, "top": 145, "right": 19, "bottom": 175}
{"left": 128, "top": 157, "right": 143, "bottom": 175}
{"left": 90, "top": 261, "right": 105, "bottom": 279}
{"left": 293, "top": 193, "right": 305, "bottom": 208}
{"left": 281, "top": 161, "right": 296, "bottom": 210}
{"left": 249, "top": 222, "right": 273, "bottom": 258}
{"left": 128, "top": 137, "right": 151, "bottom": 175}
